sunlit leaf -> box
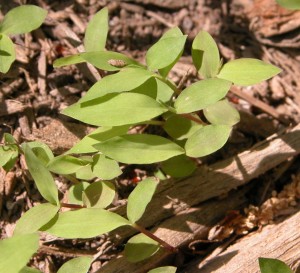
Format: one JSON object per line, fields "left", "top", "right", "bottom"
{"left": 157, "top": 27, "right": 185, "bottom": 77}
{"left": 161, "top": 155, "right": 196, "bottom": 178}
{"left": 155, "top": 78, "right": 174, "bottom": 103}
{"left": 84, "top": 7, "right": 108, "bottom": 52}
{"left": 0, "top": 5, "right": 47, "bottom": 35}
{"left": 25, "top": 141, "right": 54, "bottom": 166}
{"left": 82, "top": 181, "right": 115, "bottom": 208}
{"left": 42, "top": 208, "right": 130, "bottom": 238}
{"left": 14, "top": 203, "right": 59, "bottom": 235}
{"left": 19, "top": 266, "right": 43, "bottom": 273}
{"left": 192, "top": 30, "right": 220, "bottom": 78}
{"left": 22, "top": 144, "right": 59, "bottom": 205}
{"left": 0, "top": 34, "right": 15, "bottom": 73}
{"left": 66, "top": 126, "right": 130, "bottom": 154}
{"left": 217, "top": 58, "right": 281, "bottom": 86}
{"left": 94, "top": 134, "right": 185, "bottom": 164}
{"left": 0, "top": 146, "right": 16, "bottom": 167}
{"left": 62, "top": 93, "right": 167, "bottom": 126}
{"left": 163, "top": 114, "right": 203, "bottom": 140}
{"left": 125, "top": 233, "right": 160, "bottom": 263}
{"left": 146, "top": 34, "right": 187, "bottom": 71}
{"left": 92, "top": 154, "right": 122, "bottom": 180}
{"left": 174, "top": 78, "right": 232, "bottom": 114}
{"left": 148, "top": 266, "right": 177, "bottom": 273}
{"left": 47, "top": 155, "right": 89, "bottom": 175}
{"left": 76, "top": 164, "right": 95, "bottom": 180}
{"left": 79, "top": 67, "right": 153, "bottom": 102}
{"left": 185, "top": 125, "right": 231, "bottom": 157}
{"left": 81, "top": 51, "right": 142, "bottom": 71}
{"left": 203, "top": 99, "right": 240, "bottom": 125}
{"left": 68, "top": 182, "right": 90, "bottom": 205}
{"left": 53, "top": 54, "right": 85, "bottom": 68}
{"left": 127, "top": 178, "right": 158, "bottom": 223}
{"left": 57, "top": 257, "right": 93, "bottom": 273}
{"left": 0, "top": 233, "right": 39, "bottom": 273}
{"left": 276, "top": 0, "right": 300, "bottom": 10}
{"left": 259, "top": 258, "right": 293, "bottom": 273}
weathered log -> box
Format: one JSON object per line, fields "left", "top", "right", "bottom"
{"left": 97, "top": 124, "right": 300, "bottom": 272}
{"left": 115, "top": 124, "right": 300, "bottom": 230}
{"left": 181, "top": 209, "right": 300, "bottom": 273}
{"left": 96, "top": 188, "right": 249, "bottom": 273}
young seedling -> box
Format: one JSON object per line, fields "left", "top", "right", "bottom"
{"left": 0, "top": 5, "right": 47, "bottom": 73}
{"left": 0, "top": 5, "right": 282, "bottom": 272}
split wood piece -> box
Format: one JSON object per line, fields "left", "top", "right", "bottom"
{"left": 0, "top": 100, "right": 26, "bottom": 117}
{"left": 230, "top": 86, "right": 288, "bottom": 125}
{"left": 108, "top": 123, "right": 300, "bottom": 244}
{"left": 96, "top": 188, "right": 249, "bottom": 273}
{"left": 181, "top": 208, "right": 300, "bottom": 273}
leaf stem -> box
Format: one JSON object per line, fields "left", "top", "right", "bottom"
{"left": 132, "top": 223, "right": 178, "bottom": 253}
{"left": 180, "top": 113, "right": 207, "bottom": 125}
{"left": 60, "top": 203, "right": 86, "bottom": 209}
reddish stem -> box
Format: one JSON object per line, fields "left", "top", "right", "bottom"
{"left": 60, "top": 203, "right": 86, "bottom": 209}
{"left": 132, "top": 223, "right": 178, "bottom": 253}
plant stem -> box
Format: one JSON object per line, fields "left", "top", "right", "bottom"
{"left": 132, "top": 223, "right": 178, "bottom": 253}
{"left": 60, "top": 203, "right": 86, "bottom": 209}
{"left": 180, "top": 113, "right": 207, "bottom": 125}
{"left": 139, "top": 120, "right": 165, "bottom": 126}
{"left": 64, "top": 174, "right": 80, "bottom": 184}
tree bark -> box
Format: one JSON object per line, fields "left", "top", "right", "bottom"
{"left": 181, "top": 209, "right": 300, "bottom": 273}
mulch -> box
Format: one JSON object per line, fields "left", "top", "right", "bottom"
{"left": 1, "top": 0, "right": 300, "bottom": 272}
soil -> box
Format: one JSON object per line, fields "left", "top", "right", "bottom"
{"left": 1, "top": 0, "right": 300, "bottom": 272}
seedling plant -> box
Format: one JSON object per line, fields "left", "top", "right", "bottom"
{"left": 0, "top": 5, "right": 281, "bottom": 273}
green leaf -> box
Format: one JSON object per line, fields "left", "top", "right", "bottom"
{"left": 259, "top": 258, "right": 293, "bottom": 273}
{"left": 174, "top": 78, "right": 232, "bottom": 114}
{"left": 79, "top": 67, "right": 153, "bottom": 102}
{"left": 0, "top": 5, "right": 47, "bottom": 35}
{"left": 0, "top": 233, "right": 39, "bottom": 273}
{"left": 4, "top": 133, "right": 16, "bottom": 144}
{"left": 53, "top": 54, "right": 85, "bottom": 68}
{"left": 25, "top": 141, "right": 54, "bottom": 166}
{"left": 127, "top": 178, "right": 158, "bottom": 223}
{"left": 47, "top": 155, "right": 89, "bottom": 175}
{"left": 203, "top": 99, "right": 240, "bottom": 125}
{"left": 66, "top": 126, "right": 129, "bottom": 154}
{"left": 84, "top": 8, "right": 108, "bottom": 52}
{"left": 19, "top": 266, "right": 43, "bottom": 273}
{"left": 22, "top": 144, "right": 59, "bottom": 205}
{"left": 217, "top": 58, "right": 281, "bottom": 86}
{"left": 62, "top": 93, "right": 167, "bottom": 127}
{"left": 57, "top": 257, "right": 93, "bottom": 273}
{"left": 14, "top": 203, "right": 59, "bottom": 235}
{"left": 146, "top": 35, "right": 187, "bottom": 71}
{"left": 155, "top": 78, "right": 174, "bottom": 103}
{"left": 157, "top": 28, "right": 185, "bottom": 77}
{"left": 148, "top": 266, "right": 177, "bottom": 273}
{"left": 163, "top": 114, "right": 203, "bottom": 140}
{"left": 92, "top": 154, "right": 122, "bottom": 180}
{"left": 161, "top": 155, "right": 196, "bottom": 178}
{"left": 185, "top": 125, "right": 231, "bottom": 157}
{"left": 0, "top": 145, "right": 16, "bottom": 167}
{"left": 192, "top": 30, "right": 220, "bottom": 78}
{"left": 0, "top": 34, "right": 15, "bottom": 73}
{"left": 276, "top": 0, "right": 300, "bottom": 10}
{"left": 81, "top": 51, "right": 142, "bottom": 71}
{"left": 94, "top": 134, "right": 185, "bottom": 164}
{"left": 82, "top": 181, "right": 115, "bottom": 208}
{"left": 75, "top": 165, "right": 95, "bottom": 180}
{"left": 68, "top": 182, "right": 90, "bottom": 205}
{"left": 125, "top": 233, "right": 160, "bottom": 263}
{"left": 42, "top": 208, "right": 130, "bottom": 238}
